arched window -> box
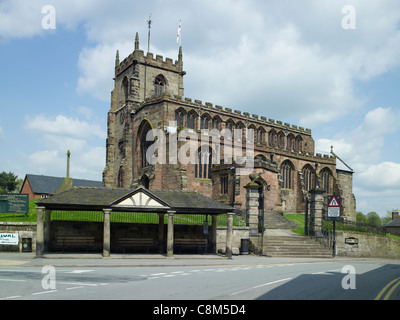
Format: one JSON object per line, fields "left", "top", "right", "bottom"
{"left": 287, "top": 133, "right": 295, "bottom": 151}
{"left": 117, "top": 167, "right": 124, "bottom": 188}
{"left": 235, "top": 121, "right": 244, "bottom": 140}
{"left": 225, "top": 119, "right": 234, "bottom": 133}
{"left": 256, "top": 127, "right": 265, "bottom": 144}
{"left": 186, "top": 111, "right": 196, "bottom": 129}
{"left": 277, "top": 131, "right": 285, "bottom": 148}
{"left": 154, "top": 75, "right": 166, "bottom": 97}
{"left": 268, "top": 130, "right": 276, "bottom": 146}
{"left": 302, "top": 164, "right": 315, "bottom": 191}
{"left": 247, "top": 124, "right": 257, "bottom": 144}
{"left": 211, "top": 116, "right": 221, "bottom": 130}
{"left": 175, "top": 108, "right": 185, "bottom": 127}
{"left": 139, "top": 121, "right": 153, "bottom": 168}
{"left": 195, "top": 146, "right": 212, "bottom": 179}
{"left": 294, "top": 136, "right": 303, "bottom": 152}
{"left": 200, "top": 114, "right": 210, "bottom": 130}
{"left": 281, "top": 160, "right": 294, "bottom": 189}
{"left": 320, "top": 168, "right": 332, "bottom": 194}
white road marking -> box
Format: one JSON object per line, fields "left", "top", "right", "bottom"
{"left": 0, "top": 296, "right": 22, "bottom": 300}
{"left": 65, "top": 270, "right": 94, "bottom": 274}
{"left": 0, "top": 278, "right": 27, "bottom": 282}
{"left": 58, "top": 282, "right": 99, "bottom": 287}
{"left": 32, "top": 290, "right": 58, "bottom": 295}
{"left": 312, "top": 268, "right": 342, "bottom": 275}
{"left": 230, "top": 278, "right": 292, "bottom": 296}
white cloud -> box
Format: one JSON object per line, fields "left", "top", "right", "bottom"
{"left": 26, "top": 114, "right": 105, "bottom": 139}
{"left": 317, "top": 107, "right": 400, "bottom": 164}
{"left": 28, "top": 150, "right": 61, "bottom": 175}
{"left": 357, "top": 162, "right": 400, "bottom": 189}
{"left": 77, "top": 41, "right": 133, "bottom": 101}
{"left": 23, "top": 114, "right": 106, "bottom": 180}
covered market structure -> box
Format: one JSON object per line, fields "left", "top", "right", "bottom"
{"left": 35, "top": 187, "right": 236, "bottom": 258}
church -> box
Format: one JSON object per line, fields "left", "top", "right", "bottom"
{"left": 102, "top": 33, "right": 356, "bottom": 222}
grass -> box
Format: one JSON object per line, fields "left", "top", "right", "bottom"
{"left": 0, "top": 199, "right": 246, "bottom": 227}
{"left": 284, "top": 213, "right": 400, "bottom": 240}
{"left": 284, "top": 213, "right": 305, "bottom": 235}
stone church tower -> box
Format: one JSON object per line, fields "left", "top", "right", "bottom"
{"left": 103, "top": 33, "right": 185, "bottom": 189}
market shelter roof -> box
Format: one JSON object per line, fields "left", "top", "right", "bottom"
{"left": 36, "top": 187, "right": 234, "bottom": 214}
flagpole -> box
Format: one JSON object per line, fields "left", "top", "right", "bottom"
{"left": 177, "top": 20, "right": 182, "bottom": 48}
{"left": 146, "top": 13, "right": 153, "bottom": 54}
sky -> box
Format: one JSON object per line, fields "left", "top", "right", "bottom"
{"left": 0, "top": 0, "right": 399, "bottom": 217}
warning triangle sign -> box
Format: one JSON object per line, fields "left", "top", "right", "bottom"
{"left": 328, "top": 196, "right": 340, "bottom": 207}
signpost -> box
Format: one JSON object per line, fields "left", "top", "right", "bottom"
{"left": 327, "top": 195, "right": 341, "bottom": 257}
{"left": 0, "top": 194, "right": 29, "bottom": 218}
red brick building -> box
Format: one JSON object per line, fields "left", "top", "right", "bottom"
{"left": 103, "top": 34, "right": 356, "bottom": 221}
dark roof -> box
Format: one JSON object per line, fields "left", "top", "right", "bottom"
{"left": 384, "top": 218, "right": 400, "bottom": 228}
{"left": 151, "top": 190, "right": 233, "bottom": 213}
{"left": 24, "top": 174, "right": 103, "bottom": 194}
{"left": 36, "top": 187, "right": 234, "bottom": 214}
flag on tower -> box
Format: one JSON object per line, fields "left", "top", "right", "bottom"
{"left": 177, "top": 21, "right": 181, "bottom": 45}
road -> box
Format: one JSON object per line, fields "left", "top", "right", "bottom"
{"left": 0, "top": 256, "right": 399, "bottom": 302}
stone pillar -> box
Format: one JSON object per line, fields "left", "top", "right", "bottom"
{"left": 211, "top": 215, "right": 218, "bottom": 253}
{"left": 226, "top": 212, "right": 234, "bottom": 259}
{"left": 309, "top": 188, "right": 325, "bottom": 238}
{"left": 36, "top": 206, "right": 45, "bottom": 256}
{"left": 103, "top": 209, "right": 112, "bottom": 257}
{"left": 158, "top": 213, "right": 165, "bottom": 253}
{"left": 44, "top": 209, "right": 51, "bottom": 252}
{"left": 244, "top": 173, "right": 262, "bottom": 234}
{"left": 167, "top": 211, "right": 175, "bottom": 258}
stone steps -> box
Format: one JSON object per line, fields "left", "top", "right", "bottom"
{"left": 261, "top": 235, "right": 333, "bottom": 258}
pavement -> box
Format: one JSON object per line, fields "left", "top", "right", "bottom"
{"left": 1, "top": 251, "right": 399, "bottom": 268}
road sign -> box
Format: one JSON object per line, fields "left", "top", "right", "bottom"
{"left": 327, "top": 195, "right": 341, "bottom": 221}
{"left": 328, "top": 196, "right": 340, "bottom": 207}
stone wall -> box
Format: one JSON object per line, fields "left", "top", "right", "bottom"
{"left": 336, "top": 231, "right": 400, "bottom": 259}
{"left": 216, "top": 226, "right": 249, "bottom": 254}
{"left": 0, "top": 222, "right": 37, "bottom": 252}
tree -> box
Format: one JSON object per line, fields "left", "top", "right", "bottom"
{"left": 0, "top": 171, "right": 19, "bottom": 193}
{"left": 356, "top": 211, "right": 367, "bottom": 224}
{"left": 381, "top": 211, "right": 393, "bottom": 225}
{"left": 366, "top": 211, "right": 382, "bottom": 226}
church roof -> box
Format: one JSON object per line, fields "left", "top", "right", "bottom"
{"left": 36, "top": 187, "right": 234, "bottom": 214}
{"left": 23, "top": 174, "right": 103, "bottom": 195}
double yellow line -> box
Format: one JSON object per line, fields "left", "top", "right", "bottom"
{"left": 375, "top": 277, "right": 400, "bottom": 300}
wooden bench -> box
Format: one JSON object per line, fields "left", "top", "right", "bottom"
{"left": 56, "top": 236, "right": 95, "bottom": 253}
{"left": 118, "top": 238, "right": 156, "bottom": 253}
{"left": 174, "top": 239, "right": 208, "bottom": 254}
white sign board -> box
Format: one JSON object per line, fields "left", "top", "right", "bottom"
{"left": 0, "top": 233, "right": 19, "bottom": 245}
{"left": 328, "top": 206, "right": 340, "bottom": 218}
